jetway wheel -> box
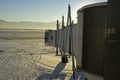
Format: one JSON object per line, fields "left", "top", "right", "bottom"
{"left": 61, "top": 55, "right": 68, "bottom": 63}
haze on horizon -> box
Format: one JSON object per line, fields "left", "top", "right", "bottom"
{"left": 0, "top": 0, "right": 107, "bottom": 23}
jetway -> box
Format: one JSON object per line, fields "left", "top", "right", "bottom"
{"left": 44, "top": 1, "right": 120, "bottom": 80}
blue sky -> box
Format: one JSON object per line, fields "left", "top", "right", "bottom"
{"left": 0, "top": 0, "right": 107, "bottom": 22}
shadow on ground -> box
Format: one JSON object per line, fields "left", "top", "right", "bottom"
{"left": 36, "top": 62, "right": 67, "bottom": 80}
{"left": 35, "top": 61, "right": 87, "bottom": 80}
{"left": 69, "top": 71, "right": 87, "bottom": 80}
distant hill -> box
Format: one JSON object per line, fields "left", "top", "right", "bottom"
{"left": 0, "top": 19, "right": 56, "bottom": 30}
{"left": 0, "top": 19, "right": 7, "bottom": 23}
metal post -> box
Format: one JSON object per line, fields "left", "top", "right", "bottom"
{"left": 62, "top": 16, "right": 65, "bottom": 52}
{"left": 68, "top": 4, "right": 76, "bottom": 80}
{"left": 56, "top": 20, "right": 60, "bottom": 56}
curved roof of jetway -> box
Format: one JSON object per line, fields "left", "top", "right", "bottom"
{"left": 77, "top": 2, "right": 107, "bottom": 13}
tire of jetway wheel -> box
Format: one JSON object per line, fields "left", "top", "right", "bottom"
{"left": 61, "top": 55, "right": 68, "bottom": 63}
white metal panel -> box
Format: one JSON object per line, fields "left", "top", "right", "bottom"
{"left": 76, "top": 11, "right": 84, "bottom": 69}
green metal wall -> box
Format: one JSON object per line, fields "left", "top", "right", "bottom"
{"left": 104, "top": 0, "right": 120, "bottom": 80}
{"left": 82, "top": 6, "right": 107, "bottom": 76}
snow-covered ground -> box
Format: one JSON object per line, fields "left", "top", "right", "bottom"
{"left": 0, "top": 29, "right": 85, "bottom": 80}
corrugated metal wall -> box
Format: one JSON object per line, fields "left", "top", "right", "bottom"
{"left": 57, "top": 25, "right": 77, "bottom": 53}
{"left": 104, "top": 0, "right": 120, "bottom": 80}
{"left": 82, "top": 6, "right": 107, "bottom": 76}
{"left": 57, "top": 27, "right": 70, "bottom": 52}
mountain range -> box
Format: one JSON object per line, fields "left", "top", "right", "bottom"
{"left": 0, "top": 19, "right": 56, "bottom": 30}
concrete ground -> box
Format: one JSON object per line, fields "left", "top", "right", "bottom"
{"left": 0, "top": 29, "right": 86, "bottom": 80}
